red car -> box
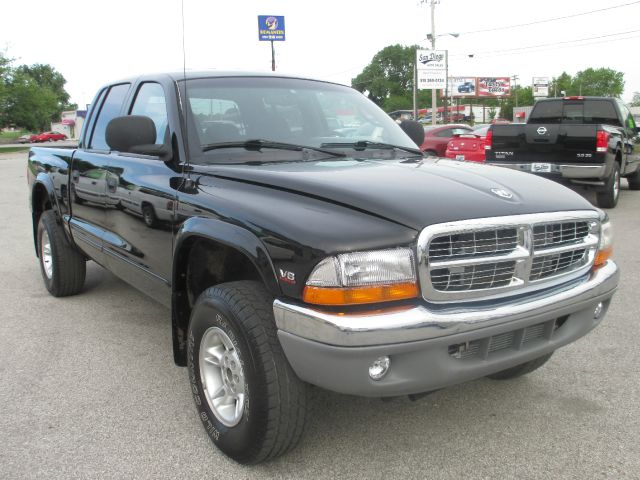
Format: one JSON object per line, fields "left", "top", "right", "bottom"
{"left": 420, "top": 124, "right": 472, "bottom": 157}
{"left": 444, "top": 124, "right": 491, "bottom": 163}
{"left": 34, "top": 131, "right": 68, "bottom": 142}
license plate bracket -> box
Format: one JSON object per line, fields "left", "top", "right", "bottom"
{"left": 531, "top": 163, "right": 551, "bottom": 173}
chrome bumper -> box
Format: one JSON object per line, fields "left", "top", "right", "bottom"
{"left": 489, "top": 162, "right": 607, "bottom": 179}
{"left": 273, "top": 261, "right": 619, "bottom": 347}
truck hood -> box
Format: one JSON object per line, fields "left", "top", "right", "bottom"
{"left": 196, "top": 157, "right": 595, "bottom": 231}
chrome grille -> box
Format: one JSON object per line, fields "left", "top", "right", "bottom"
{"left": 533, "top": 221, "right": 590, "bottom": 249}
{"left": 428, "top": 228, "right": 518, "bottom": 261}
{"left": 418, "top": 211, "right": 600, "bottom": 303}
{"left": 431, "top": 261, "right": 516, "bottom": 291}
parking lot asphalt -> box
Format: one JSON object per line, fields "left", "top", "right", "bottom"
{"left": 1, "top": 150, "right": 639, "bottom": 479}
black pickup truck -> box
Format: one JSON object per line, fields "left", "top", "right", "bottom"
{"left": 486, "top": 96, "right": 640, "bottom": 208}
{"left": 28, "top": 73, "right": 619, "bottom": 464}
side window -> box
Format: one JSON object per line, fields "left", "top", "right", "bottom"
{"left": 89, "top": 83, "right": 131, "bottom": 150}
{"left": 130, "top": 82, "right": 169, "bottom": 144}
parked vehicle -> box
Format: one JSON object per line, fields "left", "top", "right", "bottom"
{"left": 17, "top": 134, "right": 38, "bottom": 144}
{"left": 28, "top": 73, "right": 619, "bottom": 464}
{"left": 486, "top": 96, "right": 640, "bottom": 208}
{"left": 420, "top": 124, "right": 473, "bottom": 156}
{"left": 457, "top": 81, "right": 475, "bottom": 94}
{"left": 445, "top": 124, "right": 490, "bottom": 162}
{"left": 34, "top": 131, "right": 68, "bottom": 142}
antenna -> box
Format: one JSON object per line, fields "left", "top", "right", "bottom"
{"left": 180, "top": 0, "right": 190, "bottom": 170}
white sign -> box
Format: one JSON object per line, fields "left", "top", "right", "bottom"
{"left": 417, "top": 50, "right": 446, "bottom": 70}
{"left": 416, "top": 49, "right": 446, "bottom": 90}
{"left": 418, "top": 70, "right": 446, "bottom": 89}
{"left": 532, "top": 76, "right": 549, "bottom": 98}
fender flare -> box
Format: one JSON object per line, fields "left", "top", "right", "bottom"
{"left": 30, "top": 173, "right": 66, "bottom": 255}
{"left": 171, "top": 216, "right": 281, "bottom": 365}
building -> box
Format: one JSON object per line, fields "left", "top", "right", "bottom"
{"left": 51, "top": 110, "right": 87, "bottom": 140}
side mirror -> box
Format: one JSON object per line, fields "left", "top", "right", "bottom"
{"left": 400, "top": 120, "right": 425, "bottom": 147}
{"left": 106, "top": 116, "right": 171, "bottom": 160}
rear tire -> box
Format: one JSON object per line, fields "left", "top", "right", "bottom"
{"left": 487, "top": 352, "right": 553, "bottom": 380}
{"left": 187, "top": 281, "right": 309, "bottom": 464}
{"left": 627, "top": 167, "right": 640, "bottom": 191}
{"left": 141, "top": 204, "right": 158, "bottom": 228}
{"left": 37, "top": 210, "right": 86, "bottom": 297}
{"left": 596, "top": 162, "right": 620, "bottom": 208}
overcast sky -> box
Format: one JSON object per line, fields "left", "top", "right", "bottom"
{"left": 2, "top": 0, "right": 639, "bottom": 108}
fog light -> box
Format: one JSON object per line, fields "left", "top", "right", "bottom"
{"left": 369, "top": 356, "right": 390, "bottom": 381}
{"left": 594, "top": 302, "right": 604, "bottom": 320}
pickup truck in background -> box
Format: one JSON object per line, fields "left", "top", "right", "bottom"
{"left": 485, "top": 96, "right": 640, "bottom": 208}
{"left": 27, "top": 73, "right": 619, "bottom": 464}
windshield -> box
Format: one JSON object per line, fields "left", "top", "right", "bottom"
{"left": 183, "top": 76, "right": 417, "bottom": 163}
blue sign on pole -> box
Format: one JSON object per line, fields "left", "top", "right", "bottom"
{"left": 258, "top": 15, "right": 285, "bottom": 41}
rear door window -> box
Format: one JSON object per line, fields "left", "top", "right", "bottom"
{"left": 89, "top": 83, "right": 131, "bottom": 150}
{"left": 528, "top": 101, "right": 562, "bottom": 124}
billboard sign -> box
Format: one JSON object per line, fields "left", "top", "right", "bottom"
{"left": 477, "top": 77, "right": 511, "bottom": 97}
{"left": 258, "top": 15, "right": 286, "bottom": 41}
{"left": 416, "top": 49, "right": 446, "bottom": 90}
{"left": 533, "top": 76, "right": 549, "bottom": 97}
{"left": 447, "top": 77, "right": 476, "bottom": 97}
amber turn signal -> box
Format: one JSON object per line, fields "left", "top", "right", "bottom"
{"left": 302, "top": 282, "right": 419, "bottom": 306}
{"left": 593, "top": 246, "right": 613, "bottom": 267}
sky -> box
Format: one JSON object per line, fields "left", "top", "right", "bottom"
{"left": 2, "top": 0, "right": 639, "bottom": 109}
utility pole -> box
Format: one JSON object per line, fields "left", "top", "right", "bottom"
{"left": 511, "top": 74, "right": 519, "bottom": 108}
{"left": 430, "top": 0, "right": 437, "bottom": 126}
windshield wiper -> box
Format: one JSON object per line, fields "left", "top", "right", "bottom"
{"left": 201, "top": 139, "right": 346, "bottom": 158}
{"left": 320, "top": 140, "right": 423, "bottom": 156}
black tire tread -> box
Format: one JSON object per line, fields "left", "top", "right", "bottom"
{"left": 596, "top": 162, "right": 620, "bottom": 208}
{"left": 197, "top": 281, "right": 308, "bottom": 464}
{"left": 627, "top": 167, "right": 640, "bottom": 191}
{"left": 38, "top": 210, "right": 86, "bottom": 297}
{"left": 487, "top": 352, "right": 553, "bottom": 380}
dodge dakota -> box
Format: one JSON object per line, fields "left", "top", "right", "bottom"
{"left": 27, "top": 72, "right": 619, "bottom": 463}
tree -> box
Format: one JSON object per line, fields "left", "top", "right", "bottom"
{"left": 571, "top": 68, "right": 624, "bottom": 97}
{"left": 549, "top": 72, "right": 572, "bottom": 97}
{"left": 0, "top": 53, "right": 74, "bottom": 130}
{"left": 352, "top": 44, "right": 417, "bottom": 108}
{"left": 631, "top": 92, "right": 640, "bottom": 107}
{"left": 5, "top": 69, "right": 59, "bottom": 131}
{"left": 499, "top": 86, "right": 534, "bottom": 121}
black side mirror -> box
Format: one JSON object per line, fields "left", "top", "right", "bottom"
{"left": 106, "top": 116, "right": 171, "bottom": 160}
{"left": 399, "top": 120, "right": 425, "bottom": 147}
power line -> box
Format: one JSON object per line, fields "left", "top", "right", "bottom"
{"left": 451, "top": 29, "right": 640, "bottom": 58}
{"left": 458, "top": 0, "right": 640, "bottom": 35}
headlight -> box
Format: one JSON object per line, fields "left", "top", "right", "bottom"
{"left": 594, "top": 219, "right": 613, "bottom": 267}
{"left": 303, "top": 248, "right": 418, "bottom": 306}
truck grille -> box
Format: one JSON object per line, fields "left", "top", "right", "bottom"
{"left": 418, "top": 212, "right": 600, "bottom": 303}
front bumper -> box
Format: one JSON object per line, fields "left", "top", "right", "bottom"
{"left": 488, "top": 162, "right": 608, "bottom": 181}
{"left": 273, "top": 261, "right": 618, "bottom": 396}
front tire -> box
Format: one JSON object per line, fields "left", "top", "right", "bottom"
{"left": 187, "top": 281, "right": 309, "bottom": 464}
{"left": 596, "top": 162, "right": 620, "bottom": 208}
{"left": 37, "top": 210, "right": 86, "bottom": 297}
{"left": 487, "top": 352, "right": 553, "bottom": 380}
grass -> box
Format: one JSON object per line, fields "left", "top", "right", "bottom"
{"left": 0, "top": 146, "right": 29, "bottom": 154}
{"left": 0, "top": 130, "right": 32, "bottom": 145}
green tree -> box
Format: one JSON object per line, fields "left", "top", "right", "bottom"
{"left": 499, "top": 86, "right": 535, "bottom": 121}
{"left": 352, "top": 44, "right": 417, "bottom": 107}
{"left": 5, "top": 69, "right": 59, "bottom": 131}
{"left": 0, "top": 51, "right": 12, "bottom": 126}
{"left": 631, "top": 92, "right": 640, "bottom": 107}
{"left": 571, "top": 68, "right": 624, "bottom": 97}
{"left": 549, "top": 72, "right": 573, "bottom": 97}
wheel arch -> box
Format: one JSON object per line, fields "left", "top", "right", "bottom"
{"left": 171, "top": 217, "right": 281, "bottom": 366}
{"left": 30, "top": 175, "right": 60, "bottom": 256}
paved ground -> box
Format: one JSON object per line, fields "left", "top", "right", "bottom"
{"left": 1, "top": 151, "right": 639, "bottom": 479}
